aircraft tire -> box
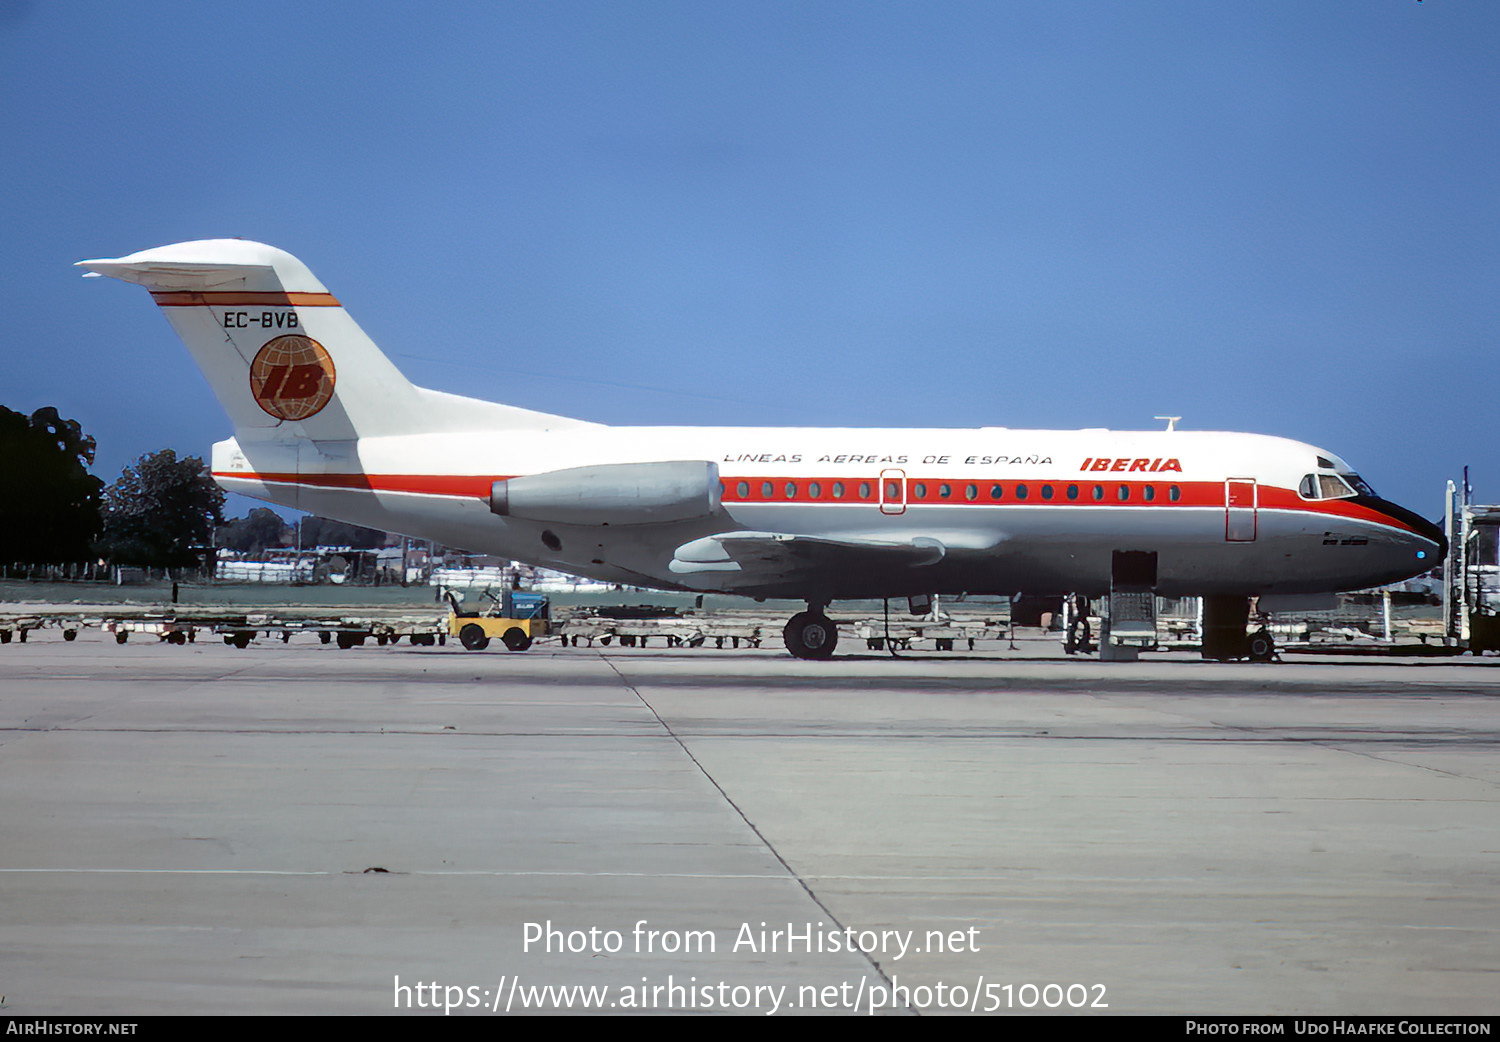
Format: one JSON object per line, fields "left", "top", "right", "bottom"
{"left": 459, "top": 624, "right": 490, "bottom": 651}
{"left": 1247, "top": 629, "right": 1275, "bottom": 662}
{"left": 784, "top": 611, "right": 838, "bottom": 660}
{"left": 502, "top": 628, "right": 533, "bottom": 652}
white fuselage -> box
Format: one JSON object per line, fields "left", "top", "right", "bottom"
{"left": 212, "top": 425, "right": 1439, "bottom": 600}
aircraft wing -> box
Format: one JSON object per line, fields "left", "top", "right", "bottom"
{"left": 669, "top": 530, "right": 947, "bottom": 579}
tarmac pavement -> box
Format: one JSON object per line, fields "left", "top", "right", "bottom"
{"left": 1, "top": 631, "right": 1496, "bottom": 1016}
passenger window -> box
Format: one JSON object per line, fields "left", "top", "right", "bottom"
{"left": 1016, "top": 484, "right": 1029, "bottom": 500}
{"left": 1041, "top": 484, "right": 1054, "bottom": 500}
{"left": 1067, "top": 484, "right": 1079, "bottom": 501}
{"left": 939, "top": 483, "right": 951, "bottom": 499}
{"left": 914, "top": 482, "right": 927, "bottom": 499}
{"left": 1118, "top": 484, "right": 1129, "bottom": 501}
{"left": 808, "top": 482, "right": 821, "bottom": 498}
{"left": 965, "top": 484, "right": 977, "bottom": 501}
{"left": 761, "top": 481, "right": 773, "bottom": 498}
{"left": 784, "top": 482, "right": 797, "bottom": 499}
{"left": 1169, "top": 485, "right": 1180, "bottom": 502}
{"left": 1092, "top": 485, "right": 1104, "bottom": 501}
{"left": 833, "top": 482, "right": 845, "bottom": 499}
{"left": 1143, "top": 485, "right": 1155, "bottom": 502}
{"left": 860, "top": 482, "right": 872, "bottom": 499}
{"left": 737, "top": 481, "right": 749, "bottom": 498}
{"left": 991, "top": 484, "right": 1004, "bottom": 500}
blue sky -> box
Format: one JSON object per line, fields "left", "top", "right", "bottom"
{"left": 4, "top": 1, "right": 1495, "bottom": 519}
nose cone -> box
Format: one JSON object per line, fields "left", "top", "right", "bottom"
{"left": 1362, "top": 495, "right": 1447, "bottom": 565}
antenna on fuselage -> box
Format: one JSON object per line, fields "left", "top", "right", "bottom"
{"left": 1155, "top": 416, "right": 1181, "bottom": 432}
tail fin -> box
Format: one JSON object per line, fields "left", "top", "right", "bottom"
{"left": 78, "top": 239, "right": 591, "bottom": 440}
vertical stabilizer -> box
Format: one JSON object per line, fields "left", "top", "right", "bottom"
{"left": 78, "top": 239, "right": 591, "bottom": 440}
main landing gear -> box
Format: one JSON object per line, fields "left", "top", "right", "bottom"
{"left": 783, "top": 606, "right": 838, "bottom": 660}
{"left": 1202, "top": 595, "right": 1276, "bottom": 662}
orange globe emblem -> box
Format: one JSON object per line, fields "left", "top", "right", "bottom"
{"left": 249, "top": 336, "right": 336, "bottom": 420}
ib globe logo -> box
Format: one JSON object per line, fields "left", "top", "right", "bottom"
{"left": 249, "top": 335, "right": 336, "bottom": 420}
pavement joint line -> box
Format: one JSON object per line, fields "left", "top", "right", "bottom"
{"left": 599, "top": 653, "right": 908, "bottom": 1008}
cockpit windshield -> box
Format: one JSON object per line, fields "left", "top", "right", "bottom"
{"left": 1298, "top": 471, "right": 1376, "bottom": 500}
{"left": 1344, "top": 473, "right": 1376, "bottom": 497}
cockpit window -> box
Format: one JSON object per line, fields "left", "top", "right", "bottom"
{"left": 1343, "top": 473, "right": 1376, "bottom": 497}
{"left": 1299, "top": 473, "right": 1362, "bottom": 500}
{"left": 1318, "top": 474, "right": 1358, "bottom": 499}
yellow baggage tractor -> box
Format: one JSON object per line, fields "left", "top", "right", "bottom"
{"left": 447, "top": 591, "right": 550, "bottom": 652}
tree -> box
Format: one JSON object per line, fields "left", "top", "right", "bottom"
{"left": 97, "top": 449, "right": 225, "bottom": 569}
{"left": 0, "top": 405, "right": 104, "bottom": 563}
{"left": 217, "top": 507, "right": 290, "bottom": 554}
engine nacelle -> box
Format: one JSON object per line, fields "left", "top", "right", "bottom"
{"left": 489, "top": 460, "right": 722, "bottom": 526}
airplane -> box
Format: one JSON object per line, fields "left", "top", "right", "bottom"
{"left": 78, "top": 239, "right": 1445, "bottom": 660}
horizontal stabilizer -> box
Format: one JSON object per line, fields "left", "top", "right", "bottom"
{"left": 77, "top": 240, "right": 321, "bottom": 293}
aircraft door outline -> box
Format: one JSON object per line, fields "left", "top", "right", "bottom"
{"left": 1225, "top": 478, "right": 1257, "bottom": 542}
{"left": 879, "top": 468, "right": 907, "bottom": 515}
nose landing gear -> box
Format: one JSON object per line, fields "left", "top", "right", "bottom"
{"left": 1246, "top": 626, "right": 1276, "bottom": 662}
{"left": 1202, "top": 595, "right": 1277, "bottom": 662}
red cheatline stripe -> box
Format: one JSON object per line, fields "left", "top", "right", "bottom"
{"left": 214, "top": 472, "right": 497, "bottom": 498}
{"left": 214, "top": 469, "right": 1431, "bottom": 538}
{"left": 151, "top": 291, "right": 341, "bottom": 307}
{"left": 723, "top": 476, "right": 1427, "bottom": 535}
{"left": 721, "top": 476, "right": 1194, "bottom": 505}
{"left": 715, "top": 476, "right": 1426, "bottom": 536}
